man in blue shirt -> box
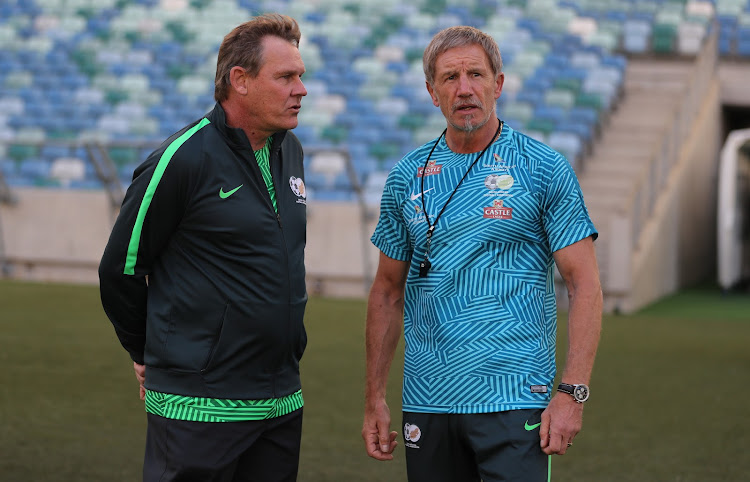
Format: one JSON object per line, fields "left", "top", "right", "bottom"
{"left": 362, "top": 26, "right": 602, "bottom": 481}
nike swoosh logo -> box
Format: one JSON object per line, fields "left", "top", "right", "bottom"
{"left": 524, "top": 421, "right": 541, "bottom": 431}
{"left": 219, "top": 184, "right": 243, "bottom": 199}
{"left": 410, "top": 187, "right": 434, "bottom": 201}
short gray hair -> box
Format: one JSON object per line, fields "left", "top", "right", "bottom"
{"left": 422, "top": 26, "right": 503, "bottom": 85}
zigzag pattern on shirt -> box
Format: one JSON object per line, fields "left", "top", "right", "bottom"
{"left": 372, "top": 126, "right": 597, "bottom": 412}
{"left": 144, "top": 389, "right": 303, "bottom": 422}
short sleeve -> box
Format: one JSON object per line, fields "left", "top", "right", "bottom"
{"left": 370, "top": 167, "right": 413, "bottom": 262}
{"left": 542, "top": 154, "right": 598, "bottom": 252}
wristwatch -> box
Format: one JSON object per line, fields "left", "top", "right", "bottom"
{"left": 557, "top": 383, "right": 589, "bottom": 403}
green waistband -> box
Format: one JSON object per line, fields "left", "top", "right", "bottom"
{"left": 145, "top": 389, "right": 303, "bottom": 422}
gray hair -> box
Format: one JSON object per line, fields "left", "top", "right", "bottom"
{"left": 422, "top": 26, "right": 503, "bottom": 85}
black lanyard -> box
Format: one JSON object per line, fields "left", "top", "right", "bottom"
{"left": 418, "top": 119, "right": 503, "bottom": 278}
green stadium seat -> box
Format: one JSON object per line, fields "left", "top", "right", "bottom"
{"left": 553, "top": 77, "right": 582, "bottom": 93}
{"left": 368, "top": 143, "right": 401, "bottom": 161}
{"left": 653, "top": 24, "right": 678, "bottom": 53}
{"left": 107, "top": 147, "right": 139, "bottom": 166}
{"left": 526, "top": 118, "right": 557, "bottom": 135}
{"left": 8, "top": 144, "right": 39, "bottom": 162}
{"left": 320, "top": 126, "right": 349, "bottom": 145}
{"left": 398, "top": 114, "right": 424, "bottom": 131}
{"left": 575, "top": 92, "right": 604, "bottom": 111}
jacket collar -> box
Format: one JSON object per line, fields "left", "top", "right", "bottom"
{"left": 208, "top": 102, "right": 288, "bottom": 153}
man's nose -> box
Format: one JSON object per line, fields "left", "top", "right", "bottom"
{"left": 295, "top": 78, "right": 307, "bottom": 97}
{"left": 457, "top": 73, "right": 472, "bottom": 96}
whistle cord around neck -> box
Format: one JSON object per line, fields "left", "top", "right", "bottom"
{"left": 418, "top": 119, "right": 503, "bottom": 277}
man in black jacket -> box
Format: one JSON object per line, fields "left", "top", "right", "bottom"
{"left": 99, "top": 13, "right": 308, "bottom": 482}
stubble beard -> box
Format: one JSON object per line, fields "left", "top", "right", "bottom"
{"left": 449, "top": 100, "right": 492, "bottom": 133}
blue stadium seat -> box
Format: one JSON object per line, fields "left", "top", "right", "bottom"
{"left": 516, "top": 90, "right": 545, "bottom": 107}
{"left": 567, "top": 106, "right": 600, "bottom": 128}
{"left": 19, "top": 158, "right": 51, "bottom": 179}
{"left": 534, "top": 105, "right": 566, "bottom": 125}
{"left": 556, "top": 120, "right": 593, "bottom": 143}
{"left": 349, "top": 127, "right": 381, "bottom": 145}
{"left": 0, "top": 159, "right": 17, "bottom": 177}
{"left": 548, "top": 131, "right": 583, "bottom": 166}
{"left": 737, "top": 39, "right": 750, "bottom": 56}
{"left": 40, "top": 145, "right": 72, "bottom": 162}
{"left": 524, "top": 76, "right": 554, "bottom": 92}
{"left": 544, "top": 53, "right": 569, "bottom": 71}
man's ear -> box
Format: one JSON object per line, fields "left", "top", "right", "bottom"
{"left": 494, "top": 72, "right": 505, "bottom": 100}
{"left": 229, "top": 66, "right": 249, "bottom": 95}
{"left": 426, "top": 81, "right": 440, "bottom": 107}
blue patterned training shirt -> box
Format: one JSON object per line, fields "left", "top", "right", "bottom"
{"left": 371, "top": 123, "right": 598, "bottom": 414}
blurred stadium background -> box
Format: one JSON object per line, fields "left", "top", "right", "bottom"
{"left": 0, "top": 0, "right": 749, "bottom": 312}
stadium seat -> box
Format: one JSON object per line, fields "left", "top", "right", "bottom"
{"left": 652, "top": 23, "right": 678, "bottom": 54}
{"left": 534, "top": 105, "right": 566, "bottom": 125}
{"left": 545, "top": 88, "right": 576, "bottom": 109}
{"left": 737, "top": 38, "right": 750, "bottom": 56}
{"left": 18, "top": 158, "right": 51, "bottom": 180}
{"left": 547, "top": 131, "right": 583, "bottom": 167}
{"left": 50, "top": 157, "right": 86, "bottom": 188}
{"left": 362, "top": 170, "right": 389, "bottom": 206}
{"left": 503, "top": 101, "right": 535, "bottom": 124}
{"left": 678, "top": 21, "right": 707, "bottom": 54}
{"left": 0, "top": 158, "right": 17, "bottom": 177}
{"left": 526, "top": 118, "right": 557, "bottom": 135}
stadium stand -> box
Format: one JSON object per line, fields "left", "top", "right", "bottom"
{"left": 1, "top": 0, "right": 749, "bottom": 309}
{"left": 0, "top": 0, "right": 637, "bottom": 196}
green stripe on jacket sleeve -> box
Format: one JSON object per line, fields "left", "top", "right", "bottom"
{"left": 124, "top": 118, "right": 211, "bottom": 275}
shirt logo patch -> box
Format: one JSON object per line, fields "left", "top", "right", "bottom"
{"left": 404, "top": 423, "right": 422, "bottom": 448}
{"left": 410, "top": 187, "right": 434, "bottom": 201}
{"left": 219, "top": 184, "right": 243, "bottom": 199}
{"left": 289, "top": 176, "right": 307, "bottom": 204}
{"left": 483, "top": 199, "right": 513, "bottom": 219}
{"left": 483, "top": 153, "right": 516, "bottom": 171}
{"left": 417, "top": 160, "right": 442, "bottom": 177}
{"left": 485, "top": 174, "right": 514, "bottom": 190}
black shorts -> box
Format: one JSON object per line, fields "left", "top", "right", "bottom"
{"left": 403, "top": 409, "right": 549, "bottom": 482}
{"left": 143, "top": 408, "right": 303, "bottom": 482}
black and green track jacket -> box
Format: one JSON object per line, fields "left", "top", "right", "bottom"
{"left": 99, "top": 103, "right": 308, "bottom": 400}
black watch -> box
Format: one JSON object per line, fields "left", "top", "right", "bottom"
{"left": 557, "top": 383, "right": 589, "bottom": 403}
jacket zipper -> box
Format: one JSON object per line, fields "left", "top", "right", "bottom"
{"left": 269, "top": 143, "right": 290, "bottom": 398}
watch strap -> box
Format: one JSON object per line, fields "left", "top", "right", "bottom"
{"left": 557, "top": 383, "right": 589, "bottom": 402}
{"left": 557, "top": 383, "right": 576, "bottom": 395}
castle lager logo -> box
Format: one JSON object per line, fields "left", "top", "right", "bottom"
{"left": 417, "top": 160, "right": 442, "bottom": 177}
{"left": 483, "top": 199, "right": 513, "bottom": 219}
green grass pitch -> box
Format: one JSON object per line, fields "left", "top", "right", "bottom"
{"left": 0, "top": 279, "right": 748, "bottom": 481}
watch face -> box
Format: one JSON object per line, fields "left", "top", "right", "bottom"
{"left": 573, "top": 385, "right": 589, "bottom": 402}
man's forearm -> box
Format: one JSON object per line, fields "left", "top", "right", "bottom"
{"left": 364, "top": 288, "right": 404, "bottom": 405}
{"left": 560, "top": 280, "right": 602, "bottom": 384}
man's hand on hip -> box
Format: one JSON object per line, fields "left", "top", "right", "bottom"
{"left": 133, "top": 362, "right": 146, "bottom": 401}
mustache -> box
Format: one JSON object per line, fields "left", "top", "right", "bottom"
{"left": 451, "top": 99, "right": 484, "bottom": 114}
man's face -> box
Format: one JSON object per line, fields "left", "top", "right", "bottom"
{"left": 426, "top": 44, "right": 503, "bottom": 133}
{"left": 242, "top": 36, "right": 307, "bottom": 134}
